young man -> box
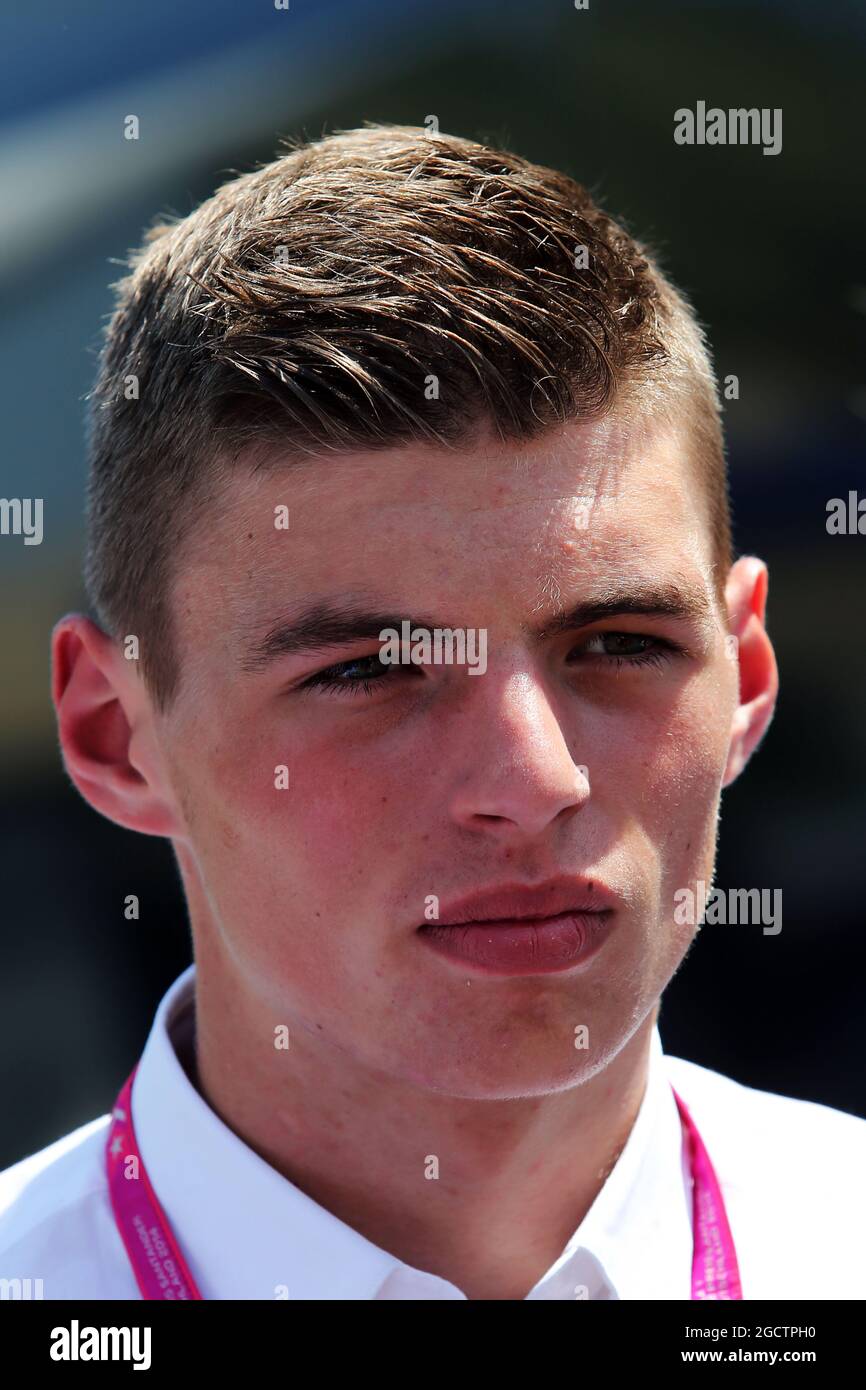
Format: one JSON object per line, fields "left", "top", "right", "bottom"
{"left": 1, "top": 123, "right": 863, "bottom": 1301}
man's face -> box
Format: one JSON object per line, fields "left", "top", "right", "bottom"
{"left": 158, "top": 410, "right": 739, "bottom": 1098}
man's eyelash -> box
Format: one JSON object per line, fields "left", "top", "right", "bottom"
{"left": 572, "top": 633, "right": 682, "bottom": 672}
{"left": 600, "top": 649, "right": 668, "bottom": 673}
{"left": 300, "top": 635, "right": 681, "bottom": 696}
{"left": 306, "top": 674, "right": 383, "bottom": 697}
{"left": 301, "top": 652, "right": 399, "bottom": 695}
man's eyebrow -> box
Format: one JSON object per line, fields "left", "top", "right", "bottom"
{"left": 529, "top": 581, "right": 714, "bottom": 640}
{"left": 241, "top": 604, "right": 442, "bottom": 671}
{"left": 241, "top": 582, "right": 714, "bottom": 671}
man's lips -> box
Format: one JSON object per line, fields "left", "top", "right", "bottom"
{"left": 415, "top": 878, "right": 618, "bottom": 976}
{"left": 418, "top": 876, "right": 617, "bottom": 928}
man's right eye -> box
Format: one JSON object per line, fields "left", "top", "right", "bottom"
{"left": 300, "top": 653, "right": 400, "bottom": 696}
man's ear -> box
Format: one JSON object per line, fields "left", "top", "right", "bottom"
{"left": 52, "top": 614, "right": 182, "bottom": 837}
{"left": 721, "top": 557, "right": 779, "bottom": 787}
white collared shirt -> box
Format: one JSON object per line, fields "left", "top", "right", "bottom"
{"left": 1, "top": 964, "right": 865, "bottom": 1299}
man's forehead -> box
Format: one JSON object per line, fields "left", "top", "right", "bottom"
{"left": 179, "top": 408, "right": 717, "bottom": 623}
{"left": 209, "top": 408, "right": 695, "bottom": 527}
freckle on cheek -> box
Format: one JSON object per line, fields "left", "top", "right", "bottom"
{"left": 220, "top": 820, "right": 239, "bottom": 850}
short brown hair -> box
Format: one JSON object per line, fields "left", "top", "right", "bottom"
{"left": 84, "top": 122, "right": 730, "bottom": 709}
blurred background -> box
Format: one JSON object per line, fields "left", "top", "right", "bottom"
{"left": 1, "top": 0, "right": 864, "bottom": 1167}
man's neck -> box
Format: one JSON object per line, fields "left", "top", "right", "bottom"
{"left": 189, "top": 961, "right": 657, "bottom": 1300}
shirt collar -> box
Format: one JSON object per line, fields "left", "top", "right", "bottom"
{"left": 557, "top": 1024, "right": 693, "bottom": 1300}
{"left": 131, "top": 965, "right": 692, "bottom": 1299}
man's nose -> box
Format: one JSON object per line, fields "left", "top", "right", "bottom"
{"left": 446, "top": 667, "right": 591, "bottom": 842}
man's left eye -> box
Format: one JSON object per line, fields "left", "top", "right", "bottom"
{"left": 301, "top": 652, "right": 401, "bottom": 696}
{"left": 571, "top": 633, "right": 678, "bottom": 667}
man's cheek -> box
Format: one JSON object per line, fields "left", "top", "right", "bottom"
{"left": 641, "top": 711, "right": 726, "bottom": 895}
{"left": 632, "top": 691, "right": 728, "bottom": 809}
{"left": 190, "top": 724, "right": 333, "bottom": 833}
{"left": 296, "top": 768, "right": 412, "bottom": 875}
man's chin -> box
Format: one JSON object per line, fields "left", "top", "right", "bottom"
{"left": 392, "top": 1037, "right": 628, "bottom": 1102}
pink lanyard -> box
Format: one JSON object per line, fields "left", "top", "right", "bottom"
{"left": 672, "top": 1087, "right": 743, "bottom": 1299}
{"left": 106, "top": 1067, "right": 742, "bottom": 1300}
